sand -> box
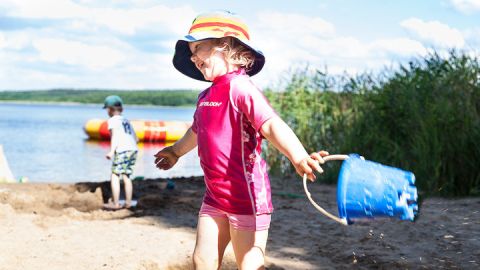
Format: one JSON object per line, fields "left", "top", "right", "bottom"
{"left": 0, "top": 177, "right": 479, "bottom": 270}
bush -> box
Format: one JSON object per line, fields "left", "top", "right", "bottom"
{"left": 265, "top": 52, "right": 480, "bottom": 196}
{"left": 348, "top": 52, "right": 480, "bottom": 196}
{"left": 264, "top": 69, "right": 359, "bottom": 183}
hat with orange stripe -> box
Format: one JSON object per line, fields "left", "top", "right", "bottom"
{"left": 173, "top": 10, "right": 265, "bottom": 81}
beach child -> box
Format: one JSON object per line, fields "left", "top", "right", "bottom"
{"left": 154, "top": 11, "right": 328, "bottom": 269}
{"left": 103, "top": 95, "right": 138, "bottom": 210}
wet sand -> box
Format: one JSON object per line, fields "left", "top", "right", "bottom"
{"left": 0, "top": 177, "right": 479, "bottom": 269}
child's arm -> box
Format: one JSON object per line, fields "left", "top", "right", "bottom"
{"left": 154, "top": 127, "right": 197, "bottom": 170}
{"left": 132, "top": 125, "right": 139, "bottom": 143}
{"left": 106, "top": 129, "right": 118, "bottom": 159}
{"left": 260, "top": 116, "right": 327, "bottom": 181}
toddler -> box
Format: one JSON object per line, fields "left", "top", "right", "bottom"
{"left": 155, "top": 11, "right": 327, "bottom": 269}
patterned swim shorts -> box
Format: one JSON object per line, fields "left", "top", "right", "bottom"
{"left": 112, "top": 150, "right": 138, "bottom": 176}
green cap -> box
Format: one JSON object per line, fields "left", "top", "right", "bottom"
{"left": 103, "top": 95, "right": 123, "bottom": 108}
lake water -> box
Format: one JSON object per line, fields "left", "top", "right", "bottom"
{"left": 0, "top": 102, "right": 203, "bottom": 183}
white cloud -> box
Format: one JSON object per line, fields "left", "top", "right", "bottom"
{"left": 0, "top": 32, "right": 31, "bottom": 50}
{"left": 0, "top": 49, "right": 207, "bottom": 90}
{"left": 33, "top": 38, "right": 126, "bottom": 70}
{"left": 1, "top": 0, "right": 87, "bottom": 19}
{"left": 252, "top": 12, "right": 365, "bottom": 79}
{"left": 254, "top": 11, "right": 335, "bottom": 38}
{"left": 370, "top": 38, "right": 428, "bottom": 57}
{"left": 0, "top": 49, "right": 75, "bottom": 89}
{"left": 302, "top": 36, "right": 368, "bottom": 58}
{"left": 1, "top": 3, "right": 478, "bottom": 90}
{"left": 252, "top": 12, "right": 434, "bottom": 85}
{"left": 0, "top": 1, "right": 208, "bottom": 89}
{"left": 0, "top": 33, "right": 5, "bottom": 49}
{"left": 400, "top": 18, "right": 465, "bottom": 48}
{"left": 1, "top": 0, "right": 196, "bottom": 36}
{"left": 84, "top": 5, "right": 196, "bottom": 36}
{"left": 449, "top": 0, "right": 480, "bottom": 14}
{"left": 464, "top": 27, "right": 480, "bottom": 46}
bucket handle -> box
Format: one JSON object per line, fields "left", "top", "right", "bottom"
{"left": 303, "top": 154, "right": 350, "bottom": 226}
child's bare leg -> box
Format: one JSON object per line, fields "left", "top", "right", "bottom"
{"left": 230, "top": 227, "right": 268, "bottom": 270}
{"left": 193, "top": 216, "right": 231, "bottom": 270}
{"left": 110, "top": 173, "right": 121, "bottom": 207}
{"left": 122, "top": 174, "right": 133, "bottom": 207}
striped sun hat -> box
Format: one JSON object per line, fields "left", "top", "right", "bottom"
{"left": 173, "top": 10, "right": 265, "bottom": 81}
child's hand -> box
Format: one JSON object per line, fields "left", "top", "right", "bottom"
{"left": 106, "top": 151, "right": 114, "bottom": 160}
{"left": 294, "top": 150, "right": 329, "bottom": 182}
{"left": 154, "top": 146, "right": 179, "bottom": 170}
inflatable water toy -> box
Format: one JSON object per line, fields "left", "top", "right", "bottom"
{"left": 303, "top": 154, "right": 418, "bottom": 225}
{"left": 84, "top": 119, "right": 191, "bottom": 142}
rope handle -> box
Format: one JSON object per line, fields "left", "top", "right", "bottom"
{"left": 302, "top": 154, "right": 350, "bottom": 226}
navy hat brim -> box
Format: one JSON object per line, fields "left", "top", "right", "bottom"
{"left": 173, "top": 40, "right": 206, "bottom": 82}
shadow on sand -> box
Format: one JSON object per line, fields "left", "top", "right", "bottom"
{"left": 3, "top": 177, "right": 479, "bottom": 269}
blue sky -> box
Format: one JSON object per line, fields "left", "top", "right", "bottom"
{"left": 0, "top": 0, "right": 479, "bottom": 90}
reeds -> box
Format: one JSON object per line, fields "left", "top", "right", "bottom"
{"left": 265, "top": 51, "right": 480, "bottom": 196}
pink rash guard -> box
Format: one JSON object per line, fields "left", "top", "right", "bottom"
{"left": 191, "top": 69, "right": 277, "bottom": 215}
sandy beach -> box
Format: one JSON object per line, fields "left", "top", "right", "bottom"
{"left": 0, "top": 177, "right": 479, "bottom": 270}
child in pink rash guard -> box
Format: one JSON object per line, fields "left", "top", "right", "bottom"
{"left": 193, "top": 69, "right": 276, "bottom": 216}
{"left": 154, "top": 10, "right": 328, "bottom": 270}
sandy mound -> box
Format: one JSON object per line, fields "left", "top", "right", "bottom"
{"left": 0, "top": 177, "right": 479, "bottom": 269}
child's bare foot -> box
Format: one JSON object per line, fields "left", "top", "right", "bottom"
{"left": 103, "top": 198, "right": 122, "bottom": 210}
{"left": 102, "top": 202, "right": 122, "bottom": 210}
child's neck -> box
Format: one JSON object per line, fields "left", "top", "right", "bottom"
{"left": 225, "top": 64, "right": 239, "bottom": 74}
{"left": 214, "top": 66, "right": 241, "bottom": 80}
{"left": 212, "top": 68, "right": 244, "bottom": 84}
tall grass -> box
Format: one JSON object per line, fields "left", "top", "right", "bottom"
{"left": 265, "top": 52, "right": 480, "bottom": 196}
{"left": 264, "top": 70, "right": 358, "bottom": 183}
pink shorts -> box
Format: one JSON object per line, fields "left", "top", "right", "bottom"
{"left": 199, "top": 202, "right": 271, "bottom": 231}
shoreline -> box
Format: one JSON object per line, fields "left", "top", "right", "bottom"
{"left": 0, "top": 100, "right": 196, "bottom": 109}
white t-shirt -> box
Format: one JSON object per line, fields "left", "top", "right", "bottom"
{"left": 107, "top": 115, "right": 138, "bottom": 153}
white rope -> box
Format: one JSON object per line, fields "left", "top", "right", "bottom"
{"left": 302, "top": 154, "right": 350, "bottom": 226}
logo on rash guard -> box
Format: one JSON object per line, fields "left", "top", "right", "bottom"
{"left": 199, "top": 101, "right": 222, "bottom": 107}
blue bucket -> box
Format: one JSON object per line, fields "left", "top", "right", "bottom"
{"left": 303, "top": 154, "right": 418, "bottom": 225}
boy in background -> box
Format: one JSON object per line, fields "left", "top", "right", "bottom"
{"left": 103, "top": 95, "right": 138, "bottom": 210}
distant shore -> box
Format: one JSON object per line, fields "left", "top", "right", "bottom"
{"left": 0, "top": 89, "right": 200, "bottom": 107}
{"left": 0, "top": 100, "right": 196, "bottom": 108}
